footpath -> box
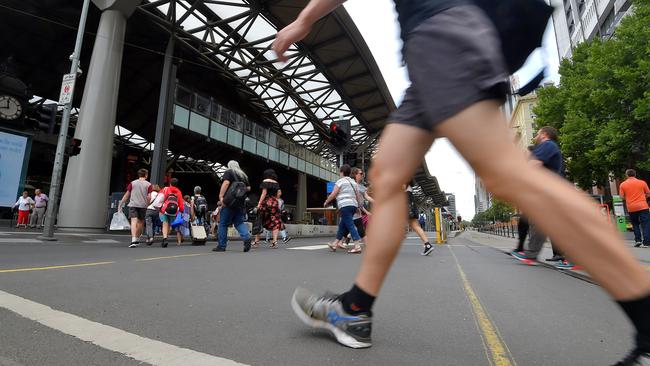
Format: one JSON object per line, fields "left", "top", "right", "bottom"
{"left": 460, "top": 230, "right": 650, "bottom": 283}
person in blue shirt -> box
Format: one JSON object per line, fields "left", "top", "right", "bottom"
{"left": 512, "top": 127, "right": 567, "bottom": 264}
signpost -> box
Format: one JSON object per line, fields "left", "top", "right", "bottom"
{"left": 40, "top": 0, "right": 91, "bottom": 241}
{"left": 58, "top": 74, "right": 76, "bottom": 104}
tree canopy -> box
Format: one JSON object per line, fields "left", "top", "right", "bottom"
{"left": 533, "top": 0, "right": 650, "bottom": 188}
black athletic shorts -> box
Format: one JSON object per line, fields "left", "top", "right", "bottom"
{"left": 390, "top": 5, "right": 509, "bottom": 131}
{"left": 129, "top": 207, "right": 147, "bottom": 220}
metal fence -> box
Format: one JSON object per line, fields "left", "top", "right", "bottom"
{"left": 477, "top": 223, "right": 521, "bottom": 239}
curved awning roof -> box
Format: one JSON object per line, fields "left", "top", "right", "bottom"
{"left": 137, "top": 0, "right": 395, "bottom": 158}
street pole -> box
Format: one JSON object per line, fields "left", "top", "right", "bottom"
{"left": 40, "top": 0, "right": 92, "bottom": 241}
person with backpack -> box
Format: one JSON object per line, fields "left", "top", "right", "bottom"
{"left": 192, "top": 186, "right": 209, "bottom": 226}
{"left": 159, "top": 178, "right": 184, "bottom": 248}
{"left": 275, "top": 2, "right": 650, "bottom": 363}
{"left": 213, "top": 160, "right": 252, "bottom": 252}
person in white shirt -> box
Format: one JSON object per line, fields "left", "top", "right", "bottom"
{"left": 13, "top": 191, "right": 34, "bottom": 228}
{"left": 144, "top": 184, "right": 164, "bottom": 245}
{"left": 323, "top": 164, "right": 364, "bottom": 254}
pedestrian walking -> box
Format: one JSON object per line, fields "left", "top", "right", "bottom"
{"left": 159, "top": 178, "right": 184, "bottom": 248}
{"left": 620, "top": 169, "right": 650, "bottom": 248}
{"left": 514, "top": 214, "right": 529, "bottom": 253}
{"left": 252, "top": 169, "right": 283, "bottom": 248}
{"left": 213, "top": 160, "right": 252, "bottom": 252}
{"left": 324, "top": 164, "right": 364, "bottom": 254}
{"left": 118, "top": 168, "right": 152, "bottom": 248}
{"left": 275, "top": 2, "right": 650, "bottom": 363}
{"left": 265, "top": 190, "right": 292, "bottom": 244}
{"left": 13, "top": 191, "right": 34, "bottom": 228}
{"left": 144, "top": 184, "right": 163, "bottom": 245}
{"left": 511, "top": 127, "right": 572, "bottom": 266}
{"left": 210, "top": 202, "right": 222, "bottom": 240}
{"left": 192, "top": 186, "right": 209, "bottom": 226}
{"left": 29, "top": 189, "right": 48, "bottom": 228}
{"left": 343, "top": 167, "right": 372, "bottom": 244}
{"left": 406, "top": 185, "right": 434, "bottom": 256}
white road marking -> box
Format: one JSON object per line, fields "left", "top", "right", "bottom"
{"left": 0, "top": 239, "right": 42, "bottom": 244}
{"left": 287, "top": 244, "right": 331, "bottom": 251}
{"left": 0, "top": 290, "right": 249, "bottom": 366}
{"left": 82, "top": 239, "right": 120, "bottom": 244}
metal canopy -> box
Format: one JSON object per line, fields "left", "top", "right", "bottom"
{"left": 136, "top": 0, "right": 395, "bottom": 159}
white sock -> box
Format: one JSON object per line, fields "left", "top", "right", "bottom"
{"left": 132, "top": 237, "right": 138, "bottom": 242}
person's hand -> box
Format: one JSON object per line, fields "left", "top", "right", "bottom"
{"left": 273, "top": 19, "right": 312, "bottom": 62}
{"left": 323, "top": 201, "right": 329, "bottom": 208}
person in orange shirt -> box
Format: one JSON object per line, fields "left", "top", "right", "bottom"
{"left": 620, "top": 169, "right": 650, "bottom": 247}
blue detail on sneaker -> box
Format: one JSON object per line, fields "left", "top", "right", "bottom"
{"left": 291, "top": 287, "right": 372, "bottom": 349}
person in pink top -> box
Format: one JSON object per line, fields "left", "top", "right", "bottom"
{"left": 620, "top": 169, "right": 650, "bottom": 247}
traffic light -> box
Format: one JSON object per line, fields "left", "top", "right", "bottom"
{"left": 328, "top": 119, "right": 351, "bottom": 154}
{"left": 35, "top": 104, "right": 57, "bottom": 133}
{"left": 68, "top": 138, "right": 82, "bottom": 156}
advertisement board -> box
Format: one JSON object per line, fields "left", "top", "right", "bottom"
{"left": 0, "top": 130, "right": 30, "bottom": 207}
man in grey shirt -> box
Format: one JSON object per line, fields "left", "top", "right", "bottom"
{"left": 29, "top": 189, "right": 49, "bottom": 229}
{"left": 119, "top": 169, "right": 152, "bottom": 247}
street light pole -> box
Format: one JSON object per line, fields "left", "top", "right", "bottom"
{"left": 40, "top": 0, "right": 92, "bottom": 241}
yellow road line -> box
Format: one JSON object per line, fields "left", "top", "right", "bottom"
{"left": 135, "top": 253, "right": 210, "bottom": 262}
{"left": 449, "top": 247, "right": 516, "bottom": 366}
{"left": 0, "top": 261, "right": 115, "bottom": 273}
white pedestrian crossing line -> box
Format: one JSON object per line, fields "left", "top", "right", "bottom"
{"left": 82, "top": 239, "right": 120, "bottom": 244}
{"left": 0, "top": 289, "right": 249, "bottom": 366}
{"left": 287, "top": 244, "right": 331, "bottom": 251}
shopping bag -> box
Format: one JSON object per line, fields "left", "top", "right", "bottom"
{"left": 110, "top": 212, "right": 130, "bottom": 231}
{"left": 171, "top": 212, "right": 184, "bottom": 228}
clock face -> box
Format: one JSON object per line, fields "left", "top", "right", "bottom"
{"left": 0, "top": 95, "right": 23, "bottom": 121}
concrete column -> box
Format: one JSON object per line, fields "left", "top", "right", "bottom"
{"left": 58, "top": 1, "right": 140, "bottom": 231}
{"left": 296, "top": 173, "right": 308, "bottom": 223}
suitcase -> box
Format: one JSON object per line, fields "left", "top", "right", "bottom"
{"left": 190, "top": 224, "right": 207, "bottom": 245}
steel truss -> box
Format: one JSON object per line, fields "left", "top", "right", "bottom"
{"left": 137, "top": 0, "right": 374, "bottom": 161}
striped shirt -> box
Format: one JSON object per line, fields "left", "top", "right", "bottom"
{"left": 335, "top": 177, "right": 359, "bottom": 209}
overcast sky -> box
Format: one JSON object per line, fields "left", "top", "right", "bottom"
{"left": 343, "top": 0, "right": 560, "bottom": 219}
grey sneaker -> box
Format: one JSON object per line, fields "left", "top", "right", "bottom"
{"left": 291, "top": 288, "right": 372, "bottom": 349}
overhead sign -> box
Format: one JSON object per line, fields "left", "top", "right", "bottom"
{"left": 58, "top": 73, "right": 76, "bottom": 104}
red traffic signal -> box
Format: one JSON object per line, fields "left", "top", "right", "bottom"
{"left": 70, "top": 138, "right": 82, "bottom": 156}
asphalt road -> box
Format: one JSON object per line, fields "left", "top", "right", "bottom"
{"left": 0, "top": 231, "right": 635, "bottom": 365}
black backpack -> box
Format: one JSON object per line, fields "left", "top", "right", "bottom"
{"left": 474, "top": 0, "right": 553, "bottom": 92}
{"left": 194, "top": 195, "right": 208, "bottom": 216}
{"left": 223, "top": 173, "right": 247, "bottom": 208}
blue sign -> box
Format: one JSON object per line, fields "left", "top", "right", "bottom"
{"left": 0, "top": 130, "right": 30, "bottom": 207}
{"left": 326, "top": 182, "right": 336, "bottom": 194}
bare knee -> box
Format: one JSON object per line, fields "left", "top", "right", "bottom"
{"left": 368, "top": 165, "right": 408, "bottom": 199}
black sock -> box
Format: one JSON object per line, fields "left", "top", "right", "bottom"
{"left": 341, "top": 284, "right": 376, "bottom": 315}
{"left": 617, "top": 293, "right": 650, "bottom": 348}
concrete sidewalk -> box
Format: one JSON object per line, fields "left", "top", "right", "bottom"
{"left": 461, "top": 230, "right": 650, "bottom": 283}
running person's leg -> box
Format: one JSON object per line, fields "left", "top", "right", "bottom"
{"left": 409, "top": 218, "right": 429, "bottom": 245}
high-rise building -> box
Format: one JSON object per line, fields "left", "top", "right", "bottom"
{"left": 550, "top": 0, "right": 633, "bottom": 60}
{"left": 445, "top": 193, "right": 457, "bottom": 218}
{"left": 474, "top": 177, "right": 492, "bottom": 214}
